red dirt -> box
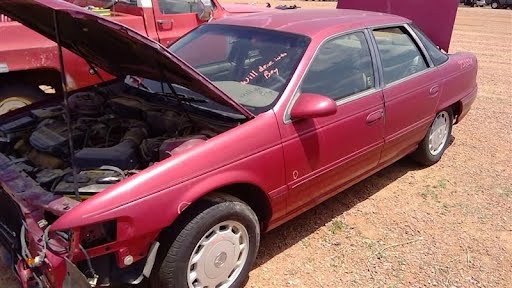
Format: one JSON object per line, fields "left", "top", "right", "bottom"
{"left": 1, "top": 4, "right": 511, "bottom": 288}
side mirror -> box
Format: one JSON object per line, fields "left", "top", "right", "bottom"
{"left": 197, "top": 0, "right": 213, "bottom": 22}
{"left": 290, "top": 93, "right": 337, "bottom": 120}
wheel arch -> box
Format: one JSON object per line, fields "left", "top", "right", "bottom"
{"left": 152, "top": 179, "right": 273, "bottom": 252}
{"left": 170, "top": 182, "right": 272, "bottom": 232}
{"left": 448, "top": 101, "right": 462, "bottom": 122}
{"left": 437, "top": 96, "right": 465, "bottom": 124}
{"left": 210, "top": 183, "right": 272, "bottom": 229}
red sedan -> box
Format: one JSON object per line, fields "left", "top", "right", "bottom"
{"left": 0, "top": 0, "right": 477, "bottom": 287}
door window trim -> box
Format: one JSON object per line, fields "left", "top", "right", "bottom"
{"left": 403, "top": 23, "right": 434, "bottom": 67}
{"left": 154, "top": 0, "right": 217, "bottom": 16}
{"left": 283, "top": 29, "right": 380, "bottom": 124}
{"left": 407, "top": 23, "right": 450, "bottom": 68}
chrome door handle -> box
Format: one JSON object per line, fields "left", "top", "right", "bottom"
{"left": 429, "top": 85, "right": 440, "bottom": 95}
{"left": 366, "top": 109, "right": 384, "bottom": 124}
{"left": 157, "top": 19, "right": 173, "bottom": 30}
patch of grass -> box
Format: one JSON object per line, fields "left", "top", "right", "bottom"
{"left": 329, "top": 218, "right": 347, "bottom": 234}
{"left": 421, "top": 179, "right": 449, "bottom": 200}
{"left": 420, "top": 186, "right": 439, "bottom": 200}
{"left": 362, "top": 238, "right": 377, "bottom": 250}
{"left": 375, "top": 250, "right": 386, "bottom": 260}
{"left": 498, "top": 187, "right": 512, "bottom": 199}
{"left": 300, "top": 238, "right": 310, "bottom": 248}
{"left": 435, "top": 179, "right": 448, "bottom": 189}
{"left": 440, "top": 202, "right": 451, "bottom": 215}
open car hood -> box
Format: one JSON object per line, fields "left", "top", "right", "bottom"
{"left": 338, "top": 0, "right": 458, "bottom": 52}
{"left": 0, "top": 0, "right": 254, "bottom": 118}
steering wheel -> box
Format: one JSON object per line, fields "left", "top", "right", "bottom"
{"left": 401, "top": 55, "right": 421, "bottom": 79}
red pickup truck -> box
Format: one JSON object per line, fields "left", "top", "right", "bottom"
{"left": 0, "top": 0, "right": 264, "bottom": 115}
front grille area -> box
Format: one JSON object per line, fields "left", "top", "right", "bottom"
{"left": 0, "top": 189, "right": 23, "bottom": 254}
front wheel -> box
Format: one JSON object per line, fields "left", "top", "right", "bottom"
{"left": 412, "top": 109, "right": 453, "bottom": 166}
{"left": 151, "top": 194, "right": 260, "bottom": 288}
{"left": 491, "top": 1, "right": 500, "bottom": 8}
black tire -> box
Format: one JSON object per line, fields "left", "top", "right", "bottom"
{"left": 0, "top": 85, "right": 44, "bottom": 115}
{"left": 491, "top": 1, "right": 500, "bottom": 8}
{"left": 151, "top": 194, "right": 260, "bottom": 288}
{"left": 412, "top": 109, "right": 454, "bottom": 166}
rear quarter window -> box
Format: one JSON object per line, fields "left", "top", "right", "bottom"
{"left": 410, "top": 24, "right": 449, "bottom": 66}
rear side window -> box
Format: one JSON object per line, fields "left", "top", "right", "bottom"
{"left": 373, "top": 27, "right": 428, "bottom": 85}
{"left": 410, "top": 24, "right": 449, "bottom": 66}
{"left": 300, "top": 32, "right": 375, "bottom": 101}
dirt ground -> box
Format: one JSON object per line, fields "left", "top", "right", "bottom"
{"left": 1, "top": 3, "right": 511, "bottom": 288}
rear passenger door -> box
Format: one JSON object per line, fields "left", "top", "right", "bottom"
{"left": 372, "top": 25, "right": 442, "bottom": 165}
{"left": 282, "top": 31, "right": 385, "bottom": 214}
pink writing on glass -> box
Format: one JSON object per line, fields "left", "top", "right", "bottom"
{"left": 241, "top": 52, "right": 288, "bottom": 84}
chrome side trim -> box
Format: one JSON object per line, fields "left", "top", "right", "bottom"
{"left": 335, "top": 88, "right": 380, "bottom": 106}
{"left": 404, "top": 23, "right": 434, "bottom": 68}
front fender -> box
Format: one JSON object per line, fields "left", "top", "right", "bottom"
{"left": 50, "top": 111, "right": 284, "bottom": 236}
{"left": 100, "top": 141, "right": 284, "bottom": 241}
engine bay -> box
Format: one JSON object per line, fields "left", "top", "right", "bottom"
{"left": 0, "top": 86, "right": 234, "bottom": 198}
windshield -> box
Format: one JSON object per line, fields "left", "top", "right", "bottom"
{"left": 169, "top": 24, "right": 310, "bottom": 115}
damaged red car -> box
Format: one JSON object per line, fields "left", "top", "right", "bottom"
{"left": 0, "top": 0, "right": 477, "bottom": 287}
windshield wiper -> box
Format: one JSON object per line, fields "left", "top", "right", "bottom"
{"left": 161, "top": 82, "right": 208, "bottom": 103}
{"left": 158, "top": 92, "right": 208, "bottom": 103}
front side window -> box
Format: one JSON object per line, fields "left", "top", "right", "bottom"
{"left": 300, "top": 32, "right": 375, "bottom": 101}
{"left": 170, "top": 24, "right": 310, "bottom": 114}
{"left": 373, "top": 27, "right": 428, "bottom": 85}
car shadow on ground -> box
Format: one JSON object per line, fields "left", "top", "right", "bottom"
{"left": 252, "top": 156, "right": 422, "bottom": 270}
{"left": 252, "top": 135, "right": 455, "bottom": 271}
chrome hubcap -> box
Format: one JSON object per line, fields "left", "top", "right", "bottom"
{"left": 0, "top": 97, "right": 31, "bottom": 115}
{"left": 187, "top": 221, "right": 249, "bottom": 288}
{"left": 428, "top": 111, "right": 450, "bottom": 156}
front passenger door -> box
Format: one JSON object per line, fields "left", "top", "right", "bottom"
{"left": 280, "top": 31, "right": 385, "bottom": 215}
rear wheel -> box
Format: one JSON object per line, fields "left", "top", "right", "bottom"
{"left": 491, "top": 1, "right": 500, "bottom": 8}
{"left": 0, "top": 85, "right": 44, "bottom": 115}
{"left": 412, "top": 109, "right": 453, "bottom": 166}
{"left": 151, "top": 194, "right": 260, "bottom": 288}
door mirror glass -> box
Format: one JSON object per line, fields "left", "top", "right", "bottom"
{"left": 197, "top": 0, "right": 213, "bottom": 21}
{"left": 290, "top": 93, "right": 337, "bottom": 120}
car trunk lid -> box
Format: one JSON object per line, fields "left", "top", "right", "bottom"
{"left": 337, "top": 0, "right": 459, "bottom": 52}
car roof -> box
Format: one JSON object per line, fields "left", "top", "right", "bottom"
{"left": 213, "top": 9, "right": 410, "bottom": 37}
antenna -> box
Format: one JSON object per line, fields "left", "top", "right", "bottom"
{"left": 53, "top": 11, "right": 80, "bottom": 201}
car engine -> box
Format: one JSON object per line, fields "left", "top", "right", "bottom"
{"left": 0, "top": 89, "right": 223, "bottom": 198}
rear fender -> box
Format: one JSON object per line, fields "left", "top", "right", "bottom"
{"left": 436, "top": 52, "right": 478, "bottom": 119}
